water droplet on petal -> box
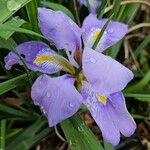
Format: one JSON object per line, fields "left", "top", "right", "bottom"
{"left": 90, "top": 57, "right": 96, "bottom": 63}
{"left": 7, "top": 0, "right": 21, "bottom": 11}
{"left": 34, "top": 101, "right": 39, "bottom": 106}
{"left": 69, "top": 103, "right": 74, "bottom": 108}
{"left": 42, "top": 109, "right": 46, "bottom": 115}
{"left": 108, "top": 28, "right": 114, "bottom": 34}
{"left": 46, "top": 92, "right": 51, "bottom": 98}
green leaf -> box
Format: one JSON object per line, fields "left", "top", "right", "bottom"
{"left": 97, "top": 0, "right": 110, "bottom": 19}
{"left": 125, "top": 69, "right": 150, "bottom": 92}
{"left": 0, "top": 120, "right": 6, "bottom": 150}
{"left": 0, "top": 24, "right": 46, "bottom": 39}
{"left": 0, "top": 0, "right": 31, "bottom": 23}
{"left": 134, "top": 34, "right": 150, "bottom": 57}
{"left": 6, "top": 117, "right": 47, "bottom": 150}
{"left": 0, "top": 104, "right": 38, "bottom": 119}
{"left": 41, "top": 1, "right": 75, "bottom": 21}
{"left": 0, "top": 37, "right": 16, "bottom": 49}
{"left": 124, "top": 93, "right": 150, "bottom": 102}
{"left": 106, "top": 40, "right": 122, "bottom": 58}
{"left": 0, "top": 17, "right": 25, "bottom": 40}
{"left": 0, "top": 72, "right": 36, "bottom": 95}
{"left": 61, "top": 113, "right": 104, "bottom": 150}
{"left": 120, "top": 3, "right": 140, "bottom": 23}
{"left": 109, "top": 0, "right": 122, "bottom": 19}
{"left": 132, "top": 114, "right": 150, "bottom": 120}
{"left": 13, "top": 128, "right": 52, "bottom": 150}
{"left": 25, "top": 0, "right": 39, "bottom": 34}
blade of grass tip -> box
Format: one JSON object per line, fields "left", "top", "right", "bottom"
{"left": 132, "top": 114, "right": 150, "bottom": 120}
{"left": 92, "top": 14, "right": 114, "bottom": 50}
{"left": 97, "top": 0, "right": 110, "bottom": 19}
{"left": 125, "top": 69, "right": 150, "bottom": 92}
{"left": 124, "top": 93, "right": 150, "bottom": 102}
{"left": 0, "top": 120, "right": 6, "bottom": 150}
{"left": 109, "top": 0, "right": 121, "bottom": 19}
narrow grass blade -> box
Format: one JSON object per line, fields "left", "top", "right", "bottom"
{"left": 61, "top": 113, "right": 104, "bottom": 150}
{"left": 125, "top": 70, "right": 150, "bottom": 92}
{"left": 124, "top": 93, "right": 150, "bottom": 102}
{"left": 0, "top": 72, "right": 36, "bottom": 95}
{"left": 6, "top": 117, "right": 47, "bottom": 149}
{"left": 0, "top": 120, "right": 6, "bottom": 150}
{"left": 134, "top": 34, "right": 150, "bottom": 56}
{"left": 132, "top": 114, "right": 150, "bottom": 120}
{"left": 25, "top": 0, "right": 39, "bottom": 33}
{"left": 92, "top": 14, "right": 113, "bottom": 50}
{"left": 0, "top": 104, "right": 38, "bottom": 119}
{"left": 13, "top": 128, "right": 52, "bottom": 150}
{"left": 109, "top": 0, "right": 121, "bottom": 19}
{"left": 97, "top": 0, "right": 110, "bottom": 19}
{"left": 119, "top": 4, "right": 140, "bottom": 23}
{"left": 0, "top": 24, "right": 46, "bottom": 39}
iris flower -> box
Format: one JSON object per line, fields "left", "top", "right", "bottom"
{"left": 78, "top": 0, "right": 101, "bottom": 14}
{"left": 4, "top": 8, "right": 136, "bottom": 146}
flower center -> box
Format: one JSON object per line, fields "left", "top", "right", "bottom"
{"left": 97, "top": 95, "right": 107, "bottom": 105}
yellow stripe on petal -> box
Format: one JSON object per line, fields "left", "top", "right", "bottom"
{"left": 93, "top": 29, "right": 101, "bottom": 41}
{"left": 97, "top": 95, "right": 107, "bottom": 105}
{"left": 34, "top": 55, "right": 55, "bottom": 64}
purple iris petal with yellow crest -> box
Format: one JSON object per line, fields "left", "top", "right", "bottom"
{"left": 4, "top": 8, "right": 136, "bottom": 146}
{"left": 5, "top": 41, "right": 64, "bottom": 74}
{"left": 82, "top": 14, "right": 128, "bottom": 52}
{"left": 82, "top": 47, "right": 136, "bottom": 145}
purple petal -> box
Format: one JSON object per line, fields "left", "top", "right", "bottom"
{"left": 4, "top": 52, "right": 22, "bottom": 70}
{"left": 31, "top": 74, "right": 82, "bottom": 126}
{"left": 82, "top": 47, "right": 133, "bottom": 96}
{"left": 81, "top": 83, "right": 120, "bottom": 146}
{"left": 81, "top": 84, "right": 136, "bottom": 146}
{"left": 82, "top": 14, "right": 128, "bottom": 52}
{"left": 108, "top": 92, "right": 136, "bottom": 137}
{"left": 38, "top": 8, "right": 82, "bottom": 53}
{"left": 4, "top": 41, "right": 62, "bottom": 74}
{"left": 78, "top": 0, "right": 101, "bottom": 14}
